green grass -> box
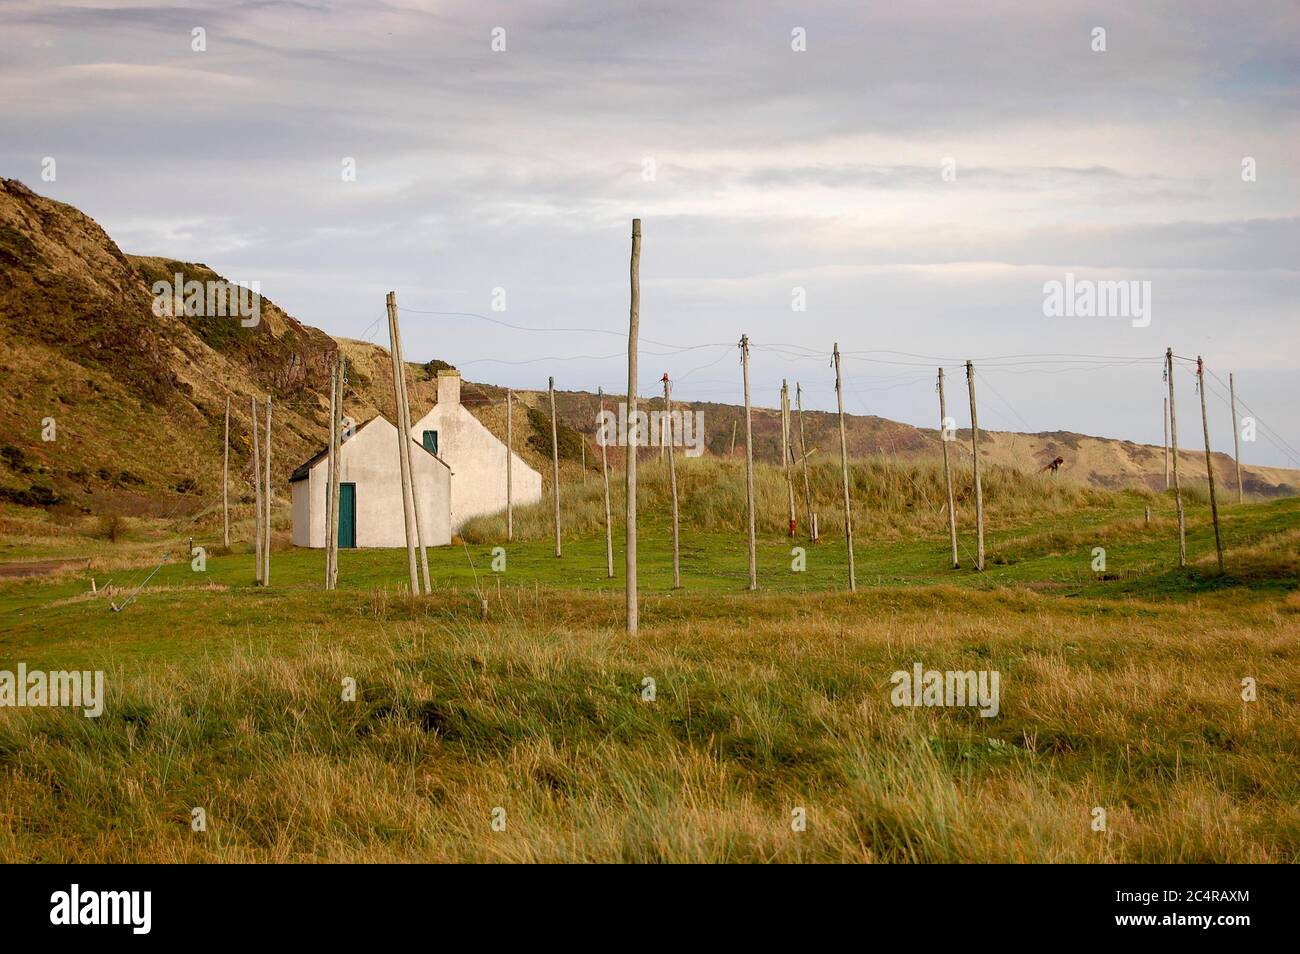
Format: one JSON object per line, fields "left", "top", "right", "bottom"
{"left": 0, "top": 470, "right": 1296, "bottom": 862}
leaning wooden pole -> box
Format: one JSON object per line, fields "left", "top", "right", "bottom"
{"left": 599, "top": 387, "right": 614, "bottom": 579}
{"left": 250, "top": 395, "right": 263, "bottom": 585}
{"left": 796, "top": 383, "right": 814, "bottom": 542}
{"left": 263, "top": 395, "right": 272, "bottom": 586}
{"left": 833, "top": 343, "right": 855, "bottom": 591}
{"left": 505, "top": 389, "right": 514, "bottom": 542}
{"left": 549, "top": 375, "right": 562, "bottom": 558}
{"left": 223, "top": 397, "right": 230, "bottom": 548}
{"left": 966, "top": 360, "right": 985, "bottom": 571}
{"left": 325, "top": 364, "right": 338, "bottom": 588}
{"left": 740, "top": 335, "right": 757, "bottom": 591}
{"left": 664, "top": 374, "right": 681, "bottom": 588}
{"left": 1166, "top": 348, "right": 1186, "bottom": 567}
{"left": 938, "top": 367, "right": 959, "bottom": 569}
{"left": 1197, "top": 357, "right": 1225, "bottom": 573}
{"left": 391, "top": 298, "right": 430, "bottom": 593}
{"left": 1230, "top": 373, "right": 1243, "bottom": 504}
{"left": 626, "top": 219, "right": 641, "bottom": 635}
{"left": 386, "top": 292, "right": 420, "bottom": 594}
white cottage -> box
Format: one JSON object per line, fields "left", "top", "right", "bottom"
{"left": 410, "top": 370, "right": 542, "bottom": 532}
{"left": 289, "top": 414, "right": 452, "bottom": 549}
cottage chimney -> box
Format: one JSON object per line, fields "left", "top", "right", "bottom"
{"left": 436, "top": 369, "right": 461, "bottom": 406}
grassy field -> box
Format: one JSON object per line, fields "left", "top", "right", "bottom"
{"left": 1, "top": 461, "right": 1297, "bottom": 862}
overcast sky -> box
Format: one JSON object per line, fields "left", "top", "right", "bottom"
{"left": 3, "top": 1, "right": 1297, "bottom": 466}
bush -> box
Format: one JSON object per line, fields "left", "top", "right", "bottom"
{"left": 96, "top": 513, "right": 127, "bottom": 543}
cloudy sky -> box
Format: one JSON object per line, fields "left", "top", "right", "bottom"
{"left": 3, "top": 0, "right": 1298, "bottom": 466}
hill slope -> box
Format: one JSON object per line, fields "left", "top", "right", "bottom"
{"left": 1, "top": 177, "right": 1294, "bottom": 524}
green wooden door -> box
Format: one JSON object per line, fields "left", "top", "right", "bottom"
{"left": 338, "top": 483, "right": 356, "bottom": 548}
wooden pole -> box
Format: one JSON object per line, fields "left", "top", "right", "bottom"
{"left": 325, "top": 364, "right": 337, "bottom": 588}
{"left": 549, "top": 376, "right": 562, "bottom": 558}
{"left": 222, "top": 397, "right": 230, "bottom": 548}
{"left": 665, "top": 374, "right": 681, "bottom": 588}
{"left": 386, "top": 292, "right": 420, "bottom": 594}
{"left": 1163, "top": 396, "right": 1170, "bottom": 491}
{"left": 599, "top": 387, "right": 613, "bottom": 579}
{"left": 833, "top": 343, "right": 855, "bottom": 591}
{"left": 796, "top": 382, "right": 815, "bottom": 542}
{"left": 391, "top": 300, "right": 430, "bottom": 593}
{"left": 329, "top": 357, "right": 345, "bottom": 589}
{"left": 1197, "top": 357, "right": 1225, "bottom": 573}
{"left": 1166, "top": 348, "right": 1186, "bottom": 567}
{"left": 582, "top": 440, "right": 587, "bottom": 486}
{"left": 729, "top": 420, "right": 737, "bottom": 456}
{"left": 263, "top": 395, "right": 272, "bottom": 586}
{"left": 966, "top": 360, "right": 985, "bottom": 571}
{"left": 782, "top": 380, "right": 796, "bottom": 536}
{"left": 740, "top": 335, "right": 757, "bottom": 591}
{"left": 250, "top": 396, "right": 262, "bottom": 585}
{"left": 506, "top": 389, "right": 514, "bottom": 542}
{"left": 938, "top": 367, "right": 959, "bottom": 569}
{"left": 1230, "top": 372, "right": 1243, "bottom": 504}
{"left": 626, "top": 218, "right": 641, "bottom": 635}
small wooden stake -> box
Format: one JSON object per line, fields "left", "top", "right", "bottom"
{"left": 938, "top": 367, "right": 959, "bottom": 569}
{"left": 833, "top": 343, "right": 855, "bottom": 591}
{"left": 740, "top": 335, "right": 757, "bottom": 591}
{"left": 966, "top": 360, "right": 985, "bottom": 571}
{"left": 626, "top": 219, "right": 641, "bottom": 635}
{"left": 1166, "top": 348, "right": 1186, "bottom": 567}
{"left": 1197, "top": 356, "right": 1225, "bottom": 573}
{"left": 549, "top": 376, "right": 561, "bottom": 558}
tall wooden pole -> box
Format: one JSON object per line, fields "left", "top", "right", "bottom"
{"left": 1166, "top": 348, "right": 1186, "bottom": 567}
{"left": 740, "top": 335, "right": 757, "bottom": 591}
{"left": 664, "top": 374, "right": 681, "bottom": 588}
{"left": 1163, "top": 397, "right": 1170, "bottom": 491}
{"left": 251, "top": 395, "right": 262, "bottom": 585}
{"left": 386, "top": 292, "right": 420, "bottom": 594}
{"left": 1230, "top": 373, "right": 1243, "bottom": 504}
{"left": 325, "top": 364, "right": 338, "bottom": 588}
{"left": 328, "top": 357, "right": 345, "bottom": 589}
{"left": 505, "top": 389, "right": 514, "bottom": 542}
{"left": 796, "top": 382, "right": 814, "bottom": 542}
{"left": 582, "top": 441, "right": 587, "bottom": 486}
{"left": 966, "top": 360, "right": 985, "bottom": 571}
{"left": 782, "top": 380, "right": 796, "bottom": 536}
{"left": 222, "top": 397, "right": 230, "bottom": 548}
{"left": 1198, "top": 357, "right": 1225, "bottom": 573}
{"left": 263, "top": 396, "right": 272, "bottom": 585}
{"left": 549, "top": 376, "right": 562, "bottom": 557}
{"left": 833, "top": 343, "right": 855, "bottom": 591}
{"left": 938, "top": 368, "right": 959, "bottom": 569}
{"left": 626, "top": 219, "right": 641, "bottom": 635}
{"left": 599, "top": 387, "right": 613, "bottom": 579}
{"left": 391, "top": 299, "right": 430, "bottom": 593}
